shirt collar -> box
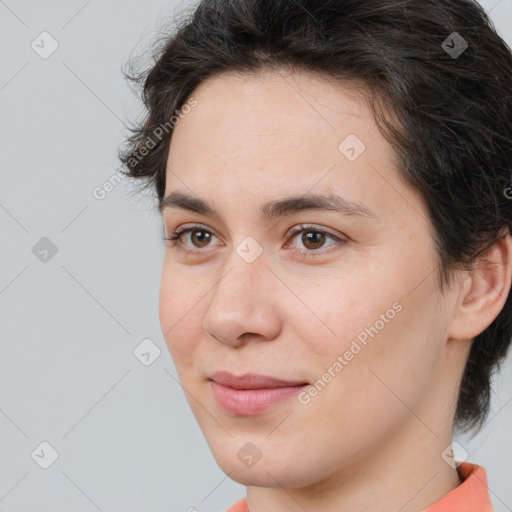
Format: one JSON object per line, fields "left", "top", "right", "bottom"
{"left": 421, "top": 462, "right": 493, "bottom": 512}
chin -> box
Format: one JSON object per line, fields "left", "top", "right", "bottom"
{"left": 209, "top": 442, "right": 318, "bottom": 489}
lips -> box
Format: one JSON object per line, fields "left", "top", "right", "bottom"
{"left": 208, "top": 371, "right": 308, "bottom": 390}
{"left": 208, "top": 372, "right": 310, "bottom": 415}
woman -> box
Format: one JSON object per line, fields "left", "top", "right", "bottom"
{"left": 118, "top": 0, "right": 512, "bottom": 510}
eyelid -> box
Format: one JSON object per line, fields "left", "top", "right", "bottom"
{"left": 166, "top": 222, "right": 347, "bottom": 254}
{"left": 284, "top": 223, "right": 345, "bottom": 242}
{"left": 171, "top": 222, "right": 213, "bottom": 236}
{"left": 168, "top": 222, "right": 344, "bottom": 239}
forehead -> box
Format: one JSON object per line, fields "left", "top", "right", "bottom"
{"left": 165, "top": 69, "right": 424, "bottom": 223}
{"left": 177, "top": 69, "right": 374, "bottom": 137}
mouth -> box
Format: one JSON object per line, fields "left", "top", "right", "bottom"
{"left": 208, "top": 371, "right": 309, "bottom": 390}
{"left": 208, "top": 371, "right": 309, "bottom": 415}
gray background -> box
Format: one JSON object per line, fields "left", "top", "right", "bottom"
{"left": 0, "top": 0, "right": 511, "bottom": 511}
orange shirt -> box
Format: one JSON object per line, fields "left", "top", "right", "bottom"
{"left": 224, "top": 462, "right": 493, "bottom": 512}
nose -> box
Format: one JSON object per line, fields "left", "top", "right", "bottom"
{"left": 202, "top": 253, "right": 282, "bottom": 347}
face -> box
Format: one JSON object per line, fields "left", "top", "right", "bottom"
{"left": 159, "top": 69, "right": 461, "bottom": 489}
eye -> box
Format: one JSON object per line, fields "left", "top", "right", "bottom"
{"left": 164, "top": 224, "right": 219, "bottom": 250}
{"left": 284, "top": 224, "right": 346, "bottom": 257}
{"left": 164, "top": 223, "right": 347, "bottom": 257}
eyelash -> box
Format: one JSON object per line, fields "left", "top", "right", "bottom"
{"left": 163, "top": 223, "right": 347, "bottom": 258}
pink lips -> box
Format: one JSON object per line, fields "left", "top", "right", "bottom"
{"left": 209, "top": 371, "right": 309, "bottom": 415}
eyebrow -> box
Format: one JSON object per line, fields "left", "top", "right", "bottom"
{"left": 158, "top": 190, "right": 377, "bottom": 221}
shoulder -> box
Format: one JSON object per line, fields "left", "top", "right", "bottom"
{"left": 223, "top": 497, "right": 248, "bottom": 512}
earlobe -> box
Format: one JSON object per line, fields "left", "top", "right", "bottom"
{"left": 448, "top": 230, "right": 512, "bottom": 341}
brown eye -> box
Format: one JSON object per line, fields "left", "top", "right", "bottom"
{"left": 165, "top": 225, "right": 218, "bottom": 250}
{"left": 301, "top": 231, "right": 326, "bottom": 250}
{"left": 189, "top": 230, "right": 212, "bottom": 248}
{"left": 165, "top": 223, "right": 346, "bottom": 258}
{"left": 286, "top": 224, "right": 346, "bottom": 257}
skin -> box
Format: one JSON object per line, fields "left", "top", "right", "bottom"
{"left": 158, "top": 68, "right": 512, "bottom": 512}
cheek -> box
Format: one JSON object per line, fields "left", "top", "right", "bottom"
{"left": 293, "top": 257, "right": 440, "bottom": 402}
{"left": 158, "top": 261, "right": 206, "bottom": 369}
{"left": 287, "top": 265, "right": 400, "bottom": 361}
{"left": 321, "top": 280, "right": 440, "bottom": 424}
{"left": 159, "top": 254, "right": 207, "bottom": 324}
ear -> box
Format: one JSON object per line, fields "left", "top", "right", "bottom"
{"left": 448, "top": 228, "right": 512, "bottom": 341}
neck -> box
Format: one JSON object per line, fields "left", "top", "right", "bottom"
{"left": 246, "top": 417, "right": 463, "bottom": 512}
